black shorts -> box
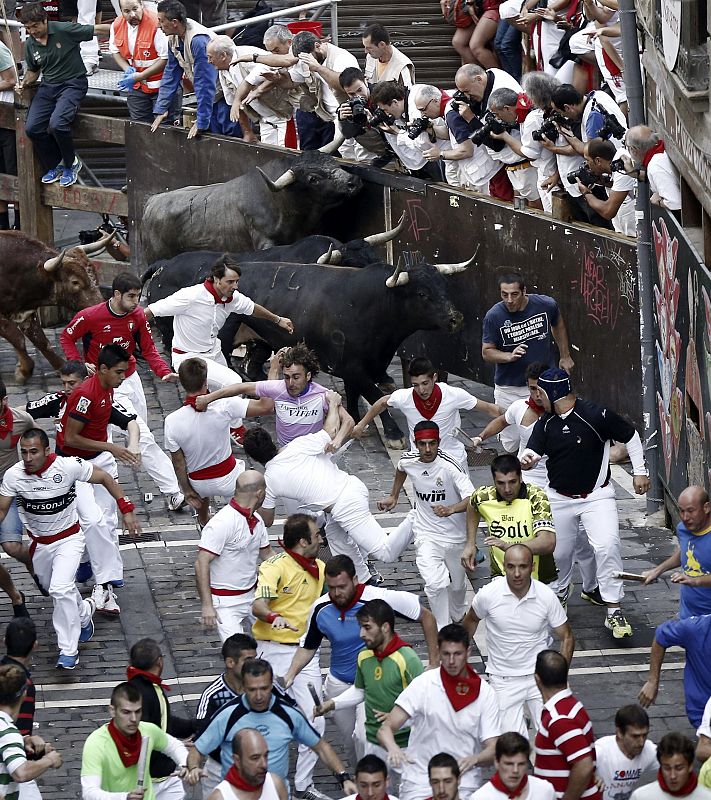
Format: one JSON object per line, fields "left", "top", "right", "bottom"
{"left": 0, "top": 130, "right": 17, "bottom": 176}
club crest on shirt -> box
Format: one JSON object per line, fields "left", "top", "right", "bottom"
{"left": 455, "top": 682, "right": 470, "bottom": 695}
{"left": 76, "top": 397, "right": 91, "bottom": 414}
{"left": 53, "top": 474, "right": 62, "bottom": 483}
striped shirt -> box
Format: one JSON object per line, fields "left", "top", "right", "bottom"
{"left": 0, "top": 710, "right": 27, "bottom": 799}
{"left": 195, "top": 674, "right": 240, "bottom": 766}
{"left": 0, "top": 660, "right": 33, "bottom": 738}
{"left": 534, "top": 688, "right": 600, "bottom": 800}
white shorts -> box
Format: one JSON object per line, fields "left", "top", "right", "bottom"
{"left": 189, "top": 461, "right": 245, "bottom": 500}
{"left": 507, "top": 165, "right": 540, "bottom": 199}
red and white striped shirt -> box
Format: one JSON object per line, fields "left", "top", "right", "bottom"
{"left": 534, "top": 688, "right": 601, "bottom": 800}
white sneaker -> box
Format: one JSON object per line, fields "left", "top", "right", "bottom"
{"left": 91, "top": 582, "right": 106, "bottom": 611}
{"left": 168, "top": 492, "right": 186, "bottom": 511}
{"left": 101, "top": 586, "right": 121, "bottom": 616}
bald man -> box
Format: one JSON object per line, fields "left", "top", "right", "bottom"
{"left": 196, "top": 471, "right": 274, "bottom": 641}
{"left": 642, "top": 486, "right": 711, "bottom": 618}
{"left": 209, "top": 728, "right": 288, "bottom": 800}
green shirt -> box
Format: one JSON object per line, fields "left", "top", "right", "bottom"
{"left": 355, "top": 644, "right": 424, "bottom": 747}
{"left": 0, "top": 710, "right": 26, "bottom": 800}
{"left": 25, "top": 21, "right": 94, "bottom": 83}
{"left": 81, "top": 721, "right": 168, "bottom": 800}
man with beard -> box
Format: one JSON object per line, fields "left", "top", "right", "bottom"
{"left": 209, "top": 728, "right": 288, "bottom": 800}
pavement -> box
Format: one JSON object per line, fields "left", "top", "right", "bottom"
{"left": 0, "top": 323, "right": 690, "bottom": 799}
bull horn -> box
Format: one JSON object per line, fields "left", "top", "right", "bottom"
{"left": 317, "top": 131, "right": 345, "bottom": 155}
{"left": 316, "top": 244, "right": 334, "bottom": 265}
{"left": 385, "top": 258, "right": 409, "bottom": 288}
{"left": 434, "top": 252, "right": 478, "bottom": 275}
{"left": 328, "top": 249, "right": 342, "bottom": 264}
{"left": 77, "top": 230, "right": 117, "bottom": 255}
{"left": 256, "top": 166, "right": 296, "bottom": 192}
{"left": 364, "top": 211, "right": 407, "bottom": 246}
{"left": 43, "top": 249, "right": 67, "bottom": 272}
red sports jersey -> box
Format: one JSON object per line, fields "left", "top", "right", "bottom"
{"left": 534, "top": 689, "right": 600, "bottom": 800}
{"left": 60, "top": 301, "right": 171, "bottom": 379}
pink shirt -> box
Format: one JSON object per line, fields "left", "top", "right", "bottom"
{"left": 255, "top": 380, "right": 329, "bottom": 446}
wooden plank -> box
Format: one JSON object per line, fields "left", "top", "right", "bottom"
{"left": 0, "top": 102, "right": 15, "bottom": 130}
{"left": 41, "top": 184, "right": 128, "bottom": 216}
{"left": 0, "top": 173, "right": 19, "bottom": 203}
{"left": 73, "top": 114, "right": 126, "bottom": 145}
{"left": 15, "top": 101, "right": 54, "bottom": 245}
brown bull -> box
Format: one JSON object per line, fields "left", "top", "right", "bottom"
{"left": 0, "top": 230, "right": 114, "bottom": 383}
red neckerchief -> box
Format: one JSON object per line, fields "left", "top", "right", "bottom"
{"left": 515, "top": 93, "right": 533, "bottom": 123}
{"left": 0, "top": 407, "right": 13, "bottom": 440}
{"left": 657, "top": 770, "right": 698, "bottom": 797}
{"left": 526, "top": 397, "right": 544, "bottom": 414}
{"left": 374, "top": 633, "right": 411, "bottom": 662}
{"left": 225, "top": 766, "right": 263, "bottom": 792}
{"left": 491, "top": 773, "right": 529, "bottom": 799}
{"left": 439, "top": 92, "right": 451, "bottom": 117}
{"left": 336, "top": 582, "right": 366, "bottom": 620}
{"left": 230, "top": 499, "right": 259, "bottom": 533}
{"left": 440, "top": 664, "right": 481, "bottom": 711}
{"left": 203, "top": 279, "right": 233, "bottom": 305}
{"left": 642, "top": 141, "right": 665, "bottom": 168}
{"left": 107, "top": 719, "right": 142, "bottom": 767}
{"left": 284, "top": 548, "right": 320, "bottom": 580}
{"left": 413, "top": 384, "right": 443, "bottom": 420}
{"left": 184, "top": 393, "right": 208, "bottom": 412}
{"left": 126, "top": 665, "right": 172, "bottom": 692}
{"left": 26, "top": 453, "right": 57, "bottom": 476}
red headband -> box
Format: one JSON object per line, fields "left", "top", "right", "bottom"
{"left": 414, "top": 426, "right": 439, "bottom": 441}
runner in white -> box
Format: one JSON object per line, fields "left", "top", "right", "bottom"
{"left": 195, "top": 470, "right": 274, "bottom": 642}
{"left": 379, "top": 420, "right": 474, "bottom": 628}
{"left": 0, "top": 428, "right": 140, "bottom": 670}
{"left": 472, "top": 733, "right": 556, "bottom": 800}
{"left": 595, "top": 706, "right": 657, "bottom": 800}
{"left": 164, "top": 358, "right": 273, "bottom": 527}
{"left": 209, "top": 728, "right": 288, "bottom": 800}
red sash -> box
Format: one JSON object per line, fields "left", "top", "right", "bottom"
{"left": 0, "top": 407, "right": 14, "bottom": 441}
{"left": 184, "top": 393, "right": 208, "bottom": 412}
{"left": 413, "top": 384, "right": 443, "bottom": 420}
{"left": 642, "top": 141, "right": 666, "bottom": 168}
{"left": 374, "top": 634, "right": 411, "bottom": 662}
{"left": 440, "top": 664, "right": 481, "bottom": 711}
{"left": 657, "top": 770, "right": 698, "bottom": 797}
{"left": 224, "top": 765, "right": 263, "bottom": 792}
{"left": 336, "top": 582, "right": 366, "bottom": 621}
{"left": 189, "top": 454, "right": 238, "bottom": 481}
{"left": 491, "top": 773, "right": 529, "bottom": 799}
{"left": 203, "top": 279, "right": 233, "bottom": 305}
{"left": 126, "top": 665, "right": 172, "bottom": 692}
{"left": 284, "top": 548, "right": 320, "bottom": 580}
{"left": 229, "top": 499, "right": 259, "bottom": 533}
{"left": 107, "top": 720, "right": 142, "bottom": 767}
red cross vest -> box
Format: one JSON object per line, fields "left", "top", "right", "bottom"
{"left": 112, "top": 9, "right": 164, "bottom": 94}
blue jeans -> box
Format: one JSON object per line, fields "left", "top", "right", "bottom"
{"left": 0, "top": 499, "right": 22, "bottom": 543}
{"left": 25, "top": 76, "right": 88, "bottom": 171}
{"left": 295, "top": 110, "right": 335, "bottom": 150}
{"left": 494, "top": 19, "right": 522, "bottom": 82}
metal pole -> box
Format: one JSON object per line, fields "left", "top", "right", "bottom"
{"left": 618, "top": 0, "right": 661, "bottom": 512}
{"left": 330, "top": 0, "right": 338, "bottom": 45}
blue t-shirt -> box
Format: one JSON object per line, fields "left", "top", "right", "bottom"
{"left": 482, "top": 294, "right": 560, "bottom": 386}
{"left": 676, "top": 523, "right": 711, "bottom": 619}
{"left": 655, "top": 614, "right": 711, "bottom": 727}
{"left": 194, "top": 693, "right": 321, "bottom": 779}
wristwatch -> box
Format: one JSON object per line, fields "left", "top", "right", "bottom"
{"left": 335, "top": 772, "right": 352, "bottom": 787}
{"left": 253, "top": 53, "right": 259, "bottom": 63}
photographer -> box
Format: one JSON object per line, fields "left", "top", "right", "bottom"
{"left": 577, "top": 137, "right": 636, "bottom": 235}
{"left": 336, "top": 67, "right": 392, "bottom": 163}
{"left": 551, "top": 83, "right": 626, "bottom": 152}
{"left": 487, "top": 87, "right": 543, "bottom": 209}
{"left": 370, "top": 81, "right": 445, "bottom": 181}
{"left": 626, "top": 124, "right": 681, "bottom": 213}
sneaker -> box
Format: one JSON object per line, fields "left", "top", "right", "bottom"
{"left": 75, "top": 561, "right": 93, "bottom": 583}
{"left": 41, "top": 166, "right": 63, "bottom": 184}
{"left": 557, "top": 584, "right": 571, "bottom": 610}
{"left": 168, "top": 491, "right": 186, "bottom": 511}
{"left": 79, "top": 599, "right": 96, "bottom": 643}
{"left": 91, "top": 582, "right": 107, "bottom": 611}
{"left": 581, "top": 586, "right": 605, "bottom": 606}
{"left": 56, "top": 652, "right": 79, "bottom": 670}
{"left": 604, "top": 609, "right": 633, "bottom": 639}
{"left": 294, "top": 786, "right": 334, "bottom": 800}
{"left": 59, "top": 157, "right": 82, "bottom": 188}
{"left": 110, "top": 579, "right": 124, "bottom": 588}
{"left": 85, "top": 62, "right": 99, "bottom": 76}
{"left": 366, "top": 562, "right": 385, "bottom": 586}
{"left": 100, "top": 585, "right": 120, "bottom": 616}
{"left": 11, "top": 591, "right": 29, "bottom": 619}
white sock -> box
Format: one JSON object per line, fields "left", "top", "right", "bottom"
{"left": 606, "top": 606, "right": 620, "bottom": 617}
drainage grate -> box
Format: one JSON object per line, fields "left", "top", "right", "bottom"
{"left": 118, "top": 530, "right": 162, "bottom": 545}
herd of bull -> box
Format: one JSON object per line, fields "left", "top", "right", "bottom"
{"left": 0, "top": 149, "right": 474, "bottom": 443}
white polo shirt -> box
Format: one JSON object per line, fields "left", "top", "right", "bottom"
{"left": 319, "top": 43, "right": 358, "bottom": 115}
{"left": 595, "top": 735, "right": 657, "bottom": 800}
{"left": 396, "top": 451, "right": 473, "bottom": 544}
{"left": 262, "top": 430, "right": 348, "bottom": 512}
{"left": 147, "top": 283, "right": 255, "bottom": 357}
{"left": 387, "top": 384, "right": 479, "bottom": 466}
{"left": 395, "top": 669, "right": 501, "bottom": 794}
{"left": 473, "top": 775, "right": 557, "bottom": 800}
{"left": 647, "top": 151, "right": 681, "bottom": 211}
{"left": 471, "top": 576, "right": 567, "bottom": 677}
{"left": 199, "top": 503, "right": 270, "bottom": 592}
{"left": 504, "top": 398, "right": 548, "bottom": 488}
{"left": 164, "top": 397, "right": 250, "bottom": 475}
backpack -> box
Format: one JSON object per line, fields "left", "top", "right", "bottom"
{"left": 232, "top": 0, "right": 273, "bottom": 48}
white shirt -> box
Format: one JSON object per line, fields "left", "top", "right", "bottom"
{"left": 147, "top": 283, "right": 255, "bottom": 357}
{"left": 245, "top": 63, "right": 293, "bottom": 124}
{"left": 647, "top": 151, "right": 681, "bottom": 211}
{"left": 471, "top": 576, "right": 567, "bottom": 676}
{"left": 199, "top": 503, "right": 269, "bottom": 591}
{"left": 262, "top": 430, "right": 348, "bottom": 511}
{"left": 387, "top": 384, "right": 479, "bottom": 466}
{"left": 108, "top": 19, "right": 168, "bottom": 58}
{"left": 505, "top": 398, "right": 549, "bottom": 488}
{"left": 609, "top": 147, "right": 637, "bottom": 236}
{"left": 582, "top": 91, "right": 627, "bottom": 149}
{"left": 631, "top": 783, "right": 711, "bottom": 800}
{"left": 473, "top": 776, "right": 556, "bottom": 800}
{"left": 520, "top": 108, "right": 558, "bottom": 176}
{"left": 698, "top": 695, "right": 711, "bottom": 739}
{"left": 164, "top": 397, "right": 250, "bottom": 474}
{"left": 595, "top": 736, "right": 657, "bottom": 800}
{"left": 1, "top": 456, "right": 93, "bottom": 537}
{"left": 395, "top": 669, "right": 502, "bottom": 794}
{"left": 217, "top": 46, "right": 263, "bottom": 105}
{"left": 396, "top": 451, "right": 473, "bottom": 544}
{"left": 319, "top": 43, "right": 358, "bottom": 115}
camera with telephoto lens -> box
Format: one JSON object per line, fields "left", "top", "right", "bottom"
{"left": 610, "top": 158, "right": 627, "bottom": 173}
{"left": 566, "top": 164, "right": 598, "bottom": 187}
{"left": 594, "top": 102, "right": 626, "bottom": 141}
{"left": 451, "top": 89, "right": 475, "bottom": 114}
{"left": 470, "top": 111, "right": 514, "bottom": 146}
{"left": 532, "top": 111, "right": 566, "bottom": 142}
{"left": 347, "top": 97, "right": 369, "bottom": 127}
{"left": 370, "top": 107, "right": 394, "bottom": 127}
{"left": 407, "top": 116, "right": 431, "bottom": 140}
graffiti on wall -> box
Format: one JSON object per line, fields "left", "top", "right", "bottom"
{"left": 571, "top": 240, "right": 636, "bottom": 330}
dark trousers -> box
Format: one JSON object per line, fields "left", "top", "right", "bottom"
{"left": 25, "top": 76, "right": 88, "bottom": 171}
{"left": 210, "top": 98, "right": 242, "bottom": 137}
{"left": 181, "top": 0, "right": 226, "bottom": 26}
{"left": 569, "top": 188, "right": 615, "bottom": 229}
{"left": 494, "top": 19, "right": 522, "bottom": 82}
{"left": 411, "top": 161, "right": 445, "bottom": 181}
{"left": 295, "top": 109, "right": 335, "bottom": 150}
{"left": 127, "top": 87, "right": 157, "bottom": 123}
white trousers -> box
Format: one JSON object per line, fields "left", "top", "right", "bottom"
{"left": 507, "top": 166, "right": 541, "bottom": 200}
{"left": 190, "top": 462, "right": 245, "bottom": 501}
{"left": 488, "top": 673, "right": 543, "bottom": 737}
{"left": 257, "top": 640, "right": 325, "bottom": 791}
{"left": 259, "top": 119, "right": 288, "bottom": 147}
{"left": 414, "top": 537, "right": 467, "bottom": 629}
{"left": 77, "top": 0, "right": 99, "bottom": 67}
{"left": 171, "top": 350, "right": 243, "bottom": 428}
{"left": 114, "top": 372, "right": 181, "bottom": 496}
{"left": 323, "top": 672, "right": 366, "bottom": 771}
{"left": 549, "top": 484, "right": 624, "bottom": 603}
{"left": 329, "top": 476, "right": 412, "bottom": 563}
{"left": 493, "top": 385, "right": 530, "bottom": 452}
{"left": 19, "top": 782, "right": 42, "bottom": 800}
{"left": 213, "top": 591, "right": 255, "bottom": 643}
{"left": 75, "top": 451, "right": 123, "bottom": 584}
{"left": 202, "top": 757, "right": 222, "bottom": 799}
{"left": 323, "top": 517, "right": 371, "bottom": 584}
{"left": 153, "top": 774, "right": 185, "bottom": 800}
{"left": 32, "top": 532, "right": 93, "bottom": 656}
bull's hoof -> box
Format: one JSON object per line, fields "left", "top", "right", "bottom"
{"left": 385, "top": 436, "right": 408, "bottom": 450}
{"left": 14, "top": 363, "right": 33, "bottom": 384}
